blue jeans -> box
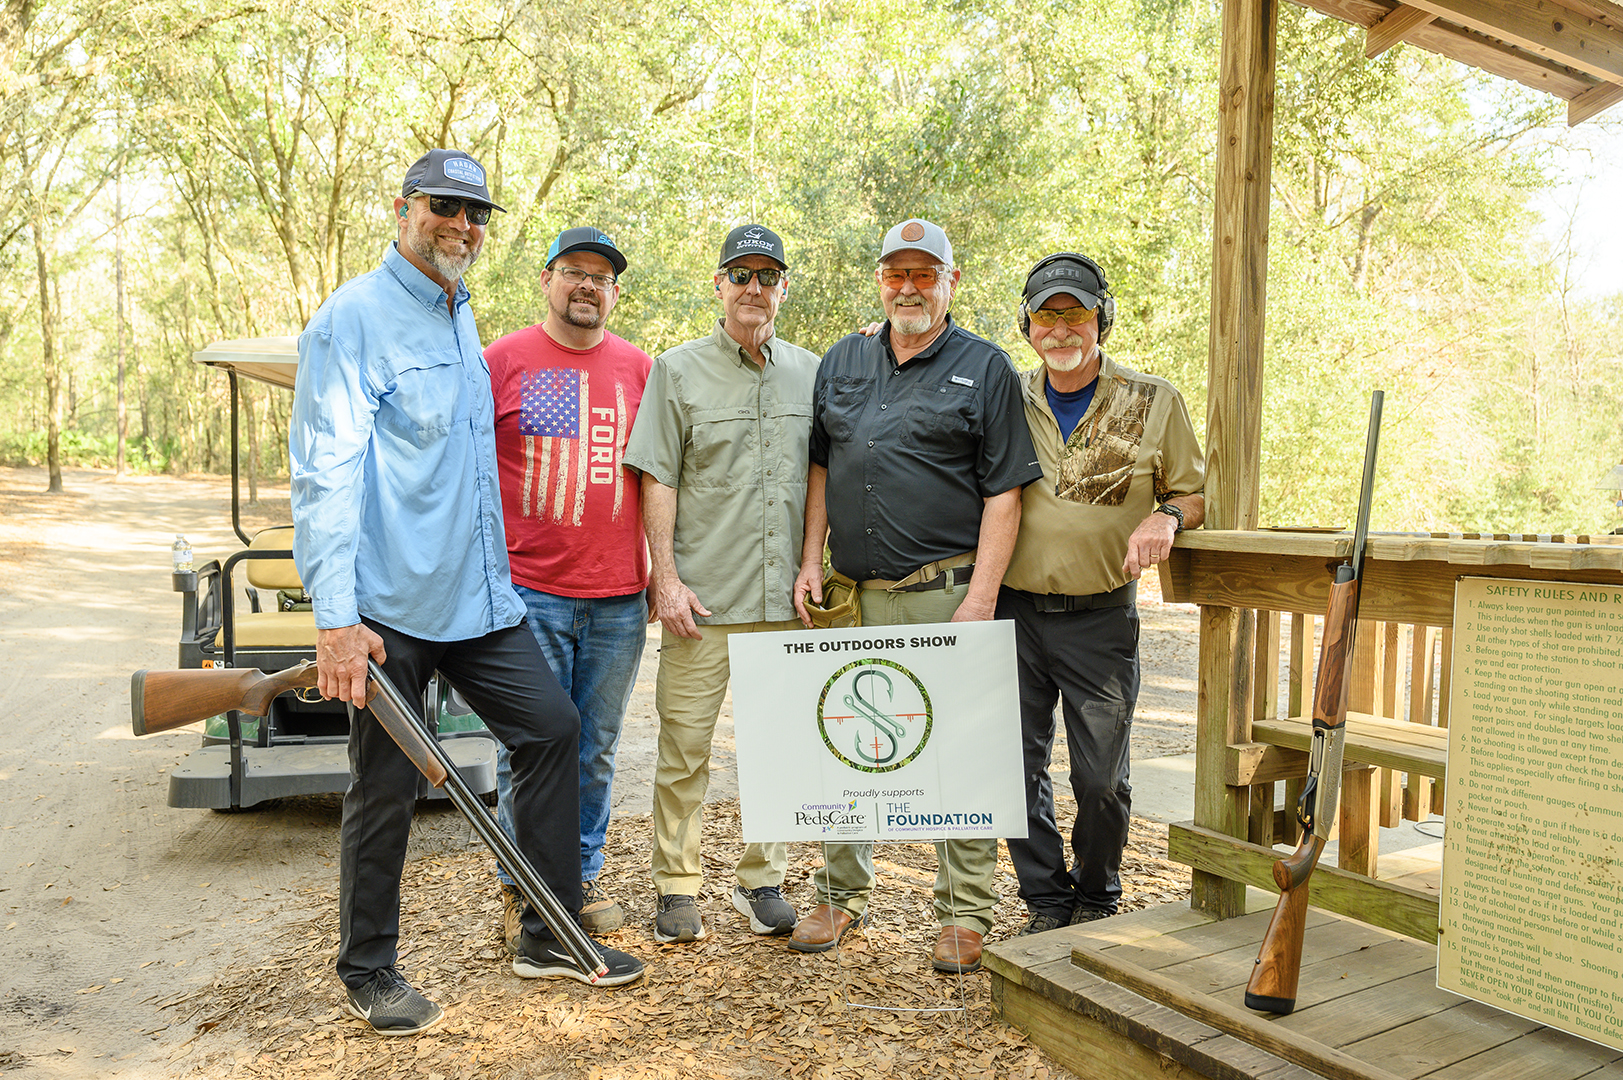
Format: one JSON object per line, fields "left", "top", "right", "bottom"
{"left": 497, "top": 586, "right": 647, "bottom": 885}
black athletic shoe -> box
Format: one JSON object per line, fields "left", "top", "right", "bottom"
{"left": 344, "top": 967, "right": 443, "bottom": 1036}
{"left": 512, "top": 931, "right": 645, "bottom": 987}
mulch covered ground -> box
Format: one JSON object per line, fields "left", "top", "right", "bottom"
{"left": 166, "top": 797, "right": 1191, "bottom": 1080}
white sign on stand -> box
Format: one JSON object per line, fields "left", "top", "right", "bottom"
{"left": 728, "top": 620, "right": 1027, "bottom": 843}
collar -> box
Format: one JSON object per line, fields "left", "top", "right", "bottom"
{"left": 384, "top": 242, "right": 471, "bottom": 313}
{"left": 712, "top": 320, "right": 777, "bottom": 367}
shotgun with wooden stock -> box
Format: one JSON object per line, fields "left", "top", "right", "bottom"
{"left": 1244, "top": 390, "right": 1383, "bottom": 1015}
{"left": 129, "top": 658, "right": 607, "bottom": 981}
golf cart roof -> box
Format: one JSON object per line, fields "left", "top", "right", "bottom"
{"left": 193, "top": 336, "right": 299, "bottom": 390}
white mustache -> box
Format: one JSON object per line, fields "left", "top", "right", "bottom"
{"left": 1043, "top": 332, "right": 1087, "bottom": 351}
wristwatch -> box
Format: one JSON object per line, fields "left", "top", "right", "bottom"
{"left": 1155, "top": 503, "right": 1185, "bottom": 532}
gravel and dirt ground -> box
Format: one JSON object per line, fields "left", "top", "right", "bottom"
{"left": 0, "top": 466, "right": 1198, "bottom": 1079}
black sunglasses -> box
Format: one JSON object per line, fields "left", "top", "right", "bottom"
{"left": 723, "top": 266, "right": 784, "bottom": 288}
{"left": 420, "top": 195, "right": 493, "bottom": 226}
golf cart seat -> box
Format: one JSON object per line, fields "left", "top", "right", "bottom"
{"left": 212, "top": 525, "right": 317, "bottom": 648}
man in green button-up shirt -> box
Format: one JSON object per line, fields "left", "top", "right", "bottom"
{"left": 623, "top": 224, "right": 820, "bottom": 945}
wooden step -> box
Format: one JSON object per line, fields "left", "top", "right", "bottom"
{"left": 1250, "top": 713, "right": 1447, "bottom": 779}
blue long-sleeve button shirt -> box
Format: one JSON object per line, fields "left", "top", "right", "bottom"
{"left": 289, "top": 243, "right": 524, "bottom": 641}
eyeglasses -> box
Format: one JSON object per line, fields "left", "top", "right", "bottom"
{"left": 554, "top": 266, "right": 618, "bottom": 289}
{"left": 418, "top": 195, "right": 492, "bottom": 226}
{"left": 723, "top": 266, "right": 784, "bottom": 288}
{"left": 879, "top": 266, "right": 945, "bottom": 289}
{"left": 1028, "top": 304, "right": 1098, "bottom": 328}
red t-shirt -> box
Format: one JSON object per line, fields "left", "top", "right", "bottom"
{"left": 486, "top": 325, "right": 652, "bottom": 598}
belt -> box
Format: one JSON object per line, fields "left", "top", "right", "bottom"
{"left": 1018, "top": 581, "right": 1136, "bottom": 613}
{"left": 861, "top": 550, "right": 977, "bottom": 593}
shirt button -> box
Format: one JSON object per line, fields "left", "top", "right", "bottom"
{"left": 866, "top": 529, "right": 873, "bottom": 535}
{"left": 880, "top": 404, "right": 887, "bottom": 410}
{"left": 865, "top": 485, "right": 872, "bottom": 491}
{"left": 867, "top": 441, "right": 875, "bottom": 447}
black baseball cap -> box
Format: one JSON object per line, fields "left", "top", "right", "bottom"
{"left": 718, "top": 224, "right": 787, "bottom": 270}
{"left": 401, "top": 149, "right": 505, "bottom": 212}
{"left": 1023, "top": 254, "right": 1107, "bottom": 310}
{"left": 546, "top": 227, "right": 627, "bottom": 275}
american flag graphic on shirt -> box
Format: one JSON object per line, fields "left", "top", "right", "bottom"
{"left": 518, "top": 368, "right": 631, "bottom": 525}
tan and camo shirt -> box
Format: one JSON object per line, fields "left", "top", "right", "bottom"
{"left": 1003, "top": 352, "right": 1205, "bottom": 597}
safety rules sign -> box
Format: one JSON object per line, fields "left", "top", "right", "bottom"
{"left": 728, "top": 621, "right": 1027, "bottom": 842}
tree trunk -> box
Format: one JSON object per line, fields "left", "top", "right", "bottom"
{"left": 34, "top": 227, "right": 63, "bottom": 494}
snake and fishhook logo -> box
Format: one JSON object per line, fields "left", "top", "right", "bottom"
{"left": 816, "top": 659, "right": 932, "bottom": 773}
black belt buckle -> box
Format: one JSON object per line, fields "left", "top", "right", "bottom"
{"left": 1031, "top": 592, "right": 1073, "bottom": 613}
{"left": 1029, "top": 581, "right": 1136, "bottom": 612}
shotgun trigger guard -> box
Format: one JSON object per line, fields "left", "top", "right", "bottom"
{"left": 294, "top": 687, "right": 323, "bottom": 704}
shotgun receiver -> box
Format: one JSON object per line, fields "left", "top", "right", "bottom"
{"left": 128, "top": 658, "right": 607, "bottom": 981}
{"left": 1244, "top": 390, "right": 1383, "bottom": 1015}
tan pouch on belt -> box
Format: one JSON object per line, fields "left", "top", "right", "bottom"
{"left": 805, "top": 569, "right": 862, "bottom": 628}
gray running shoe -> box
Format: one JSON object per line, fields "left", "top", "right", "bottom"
{"left": 653, "top": 893, "right": 707, "bottom": 943}
{"left": 580, "top": 879, "right": 625, "bottom": 934}
{"left": 512, "top": 931, "right": 645, "bottom": 986}
{"left": 732, "top": 884, "right": 798, "bottom": 935}
{"left": 344, "top": 967, "right": 443, "bottom": 1036}
{"left": 1070, "top": 906, "right": 1112, "bottom": 925}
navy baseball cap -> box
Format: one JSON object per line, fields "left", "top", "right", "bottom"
{"left": 401, "top": 149, "right": 505, "bottom": 212}
{"left": 546, "top": 227, "right": 627, "bottom": 275}
{"left": 718, "top": 224, "right": 788, "bottom": 269}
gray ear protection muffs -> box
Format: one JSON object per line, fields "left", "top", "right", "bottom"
{"left": 1018, "top": 252, "right": 1115, "bottom": 342}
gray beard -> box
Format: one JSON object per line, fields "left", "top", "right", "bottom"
{"left": 412, "top": 233, "right": 479, "bottom": 284}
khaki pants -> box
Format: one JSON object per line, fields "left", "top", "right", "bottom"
{"left": 652, "top": 619, "right": 801, "bottom": 896}
{"left": 812, "top": 584, "right": 1001, "bottom": 934}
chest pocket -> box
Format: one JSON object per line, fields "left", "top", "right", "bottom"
{"left": 686, "top": 406, "right": 757, "bottom": 482}
{"left": 374, "top": 355, "right": 470, "bottom": 448}
{"left": 821, "top": 377, "right": 872, "bottom": 443}
{"left": 903, "top": 383, "right": 977, "bottom": 451}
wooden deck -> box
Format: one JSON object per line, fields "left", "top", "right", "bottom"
{"left": 987, "top": 882, "right": 1623, "bottom": 1080}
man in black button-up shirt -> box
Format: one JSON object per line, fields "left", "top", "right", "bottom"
{"left": 791, "top": 218, "right": 1042, "bottom": 974}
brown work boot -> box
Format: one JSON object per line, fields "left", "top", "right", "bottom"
{"left": 931, "top": 926, "right": 984, "bottom": 974}
{"left": 580, "top": 879, "right": 625, "bottom": 934}
{"left": 788, "top": 903, "right": 865, "bottom": 953}
{"left": 500, "top": 883, "right": 524, "bottom": 955}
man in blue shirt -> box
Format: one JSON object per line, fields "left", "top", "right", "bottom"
{"left": 290, "top": 149, "right": 643, "bottom": 1036}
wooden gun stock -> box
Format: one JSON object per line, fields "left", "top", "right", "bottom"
{"left": 1244, "top": 833, "right": 1327, "bottom": 1011}
{"left": 135, "top": 661, "right": 313, "bottom": 735}
{"left": 1309, "top": 575, "right": 1359, "bottom": 731}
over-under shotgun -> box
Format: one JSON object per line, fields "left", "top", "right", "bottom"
{"left": 1244, "top": 390, "right": 1383, "bottom": 1015}
{"left": 129, "top": 658, "right": 606, "bottom": 980}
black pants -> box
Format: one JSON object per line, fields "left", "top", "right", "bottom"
{"left": 337, "top": 617, "right": 581, "bottom": 988}
{"left": 996, "top": 587, "right": 1138, "bottom": 919}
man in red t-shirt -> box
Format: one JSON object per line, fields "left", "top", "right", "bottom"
{"left": 487, "top": 227, "right": 652, "bottom": 940}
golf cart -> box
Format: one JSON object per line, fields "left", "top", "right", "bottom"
{"left": 163, "top": 336, "right": 498, "bottom": 810}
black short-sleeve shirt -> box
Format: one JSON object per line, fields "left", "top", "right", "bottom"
{"left": 810, "top": 315, "right": 1042, "bottom": 581}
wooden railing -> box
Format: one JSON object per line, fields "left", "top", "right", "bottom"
{"left": 1160, "top": 530, "right": 1623, "bottom": 941}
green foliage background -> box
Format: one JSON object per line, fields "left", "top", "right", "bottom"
{"left": 3, "top": 0, "right": 1621, "bottom": 533}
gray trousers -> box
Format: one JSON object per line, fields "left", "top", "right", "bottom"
{"left": 996, "top": 586, "right": 1137, "bottom": 919}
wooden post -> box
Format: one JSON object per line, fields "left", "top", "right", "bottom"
{"left": 1192, "top": 0, "right": 1277, "bottom": 920}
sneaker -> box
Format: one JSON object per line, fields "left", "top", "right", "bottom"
{"left": 500, "top": 882, "right": 524, "bottom": 955}
{"left": 1019, "top": 910, "right": 1069, "bottom": 936}
{"left": 512, "top": 931, "right": 645, "bottom": 987}
{"left": 732, "top": 884, "right": 797, "bottom": 936}
{"left": 652, "top": 893, "right": 707, "bottom": 943}
{"left": 1070, "top": 906, "right": 1112, "bottom": 925}
{"left": 344, "top": 967, "right": 443, "bottom": 1036}
{"left": 580, "top": 879, "right": 625, "bottom": 934}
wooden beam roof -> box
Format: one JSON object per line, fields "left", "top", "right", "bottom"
{"left": 1291, "top": 0, "right": 1623, "bottom": 122}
